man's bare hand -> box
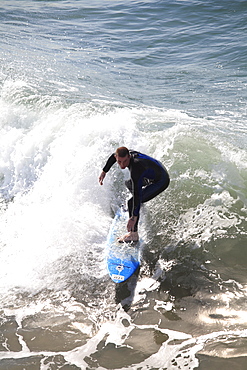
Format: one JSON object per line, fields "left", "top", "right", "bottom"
{"left": 99, "top": 171, "right": 106, "bottom": 185}
{"left": 127, "top": 216, "right": 137, "bottom": 232}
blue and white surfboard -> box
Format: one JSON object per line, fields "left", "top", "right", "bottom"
{"left": 106, "top": 207, "right": 141, "bottom": 283}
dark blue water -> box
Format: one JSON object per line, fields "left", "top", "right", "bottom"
{"left": 0, "top": 1, "right": 246, "bottom": 369}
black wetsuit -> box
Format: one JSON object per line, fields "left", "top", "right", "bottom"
{"left": 103, "top": 150, "right": 170, "bottom": 231}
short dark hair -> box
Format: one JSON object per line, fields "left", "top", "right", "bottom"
{"left": 115, "top": 147, "right": 130, "bottom": 157}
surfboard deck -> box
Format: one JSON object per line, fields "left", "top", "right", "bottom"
{"left": 106, "top": 207, "right": 141, "bottom": 283}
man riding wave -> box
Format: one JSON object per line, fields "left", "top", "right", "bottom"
{"left": 99, "top": 147, "right": 170, "bottom": 242}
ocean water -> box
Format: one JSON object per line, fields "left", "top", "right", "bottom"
{"left": 0, "top": 0, "right": 247, "bottom": 369}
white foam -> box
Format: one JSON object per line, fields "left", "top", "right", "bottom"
{"left": 0, "top": 98, "right": 154, "bottom": 294}
{"left": 0, "top": 304, "right": 246, "bottom": 370}
{"left": 1, "top": 85, "right": 247, "bottom": 368}
{"left": 174, "top": 190, "right": 239, "bottom": 247}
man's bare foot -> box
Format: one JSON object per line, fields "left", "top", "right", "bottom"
{"left": 118, "top": 231, "right": 139, "bottom": 243}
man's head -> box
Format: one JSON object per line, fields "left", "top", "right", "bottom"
{"left": 115, "top": 147, "right": 130, "bottom": 169}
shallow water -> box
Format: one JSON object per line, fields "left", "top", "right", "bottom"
{"left": 0, "top": 0, "right": 247, "bottom": 369}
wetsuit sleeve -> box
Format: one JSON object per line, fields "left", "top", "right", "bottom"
{"left": 131, "top": 174, "right": 142, "bottom": 217}
{"left": 102, "top": 153, "right": 116, "bottom": 173}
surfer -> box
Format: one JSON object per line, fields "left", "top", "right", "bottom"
{"left": 99, "top": 147, "right": 170, "bottom": 242}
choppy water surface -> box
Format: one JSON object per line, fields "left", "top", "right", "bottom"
{"left": 0, "top": 0, "right": 246, "bottom": 369}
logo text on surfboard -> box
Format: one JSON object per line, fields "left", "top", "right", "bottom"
{"left": 111, "top": 274, "right": 124, "bottom": 281}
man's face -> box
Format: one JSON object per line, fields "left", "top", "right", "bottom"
{"left": 115, "top": 154, "right": 130, "bottom": 169}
